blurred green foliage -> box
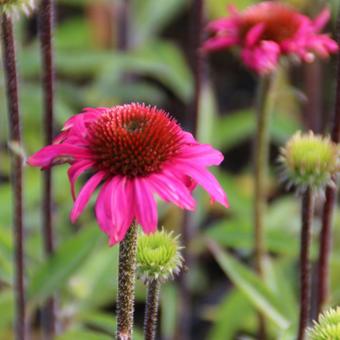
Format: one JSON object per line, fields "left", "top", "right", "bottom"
{"left": 0, "top": 0, "right": 339, "bottom": 339}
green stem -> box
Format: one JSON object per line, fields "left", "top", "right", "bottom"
{"left": 116, "top": 223, "right": 138, "bottom": 340}
{"left": 144, "top": 280, "right": 161, "bottom": 340}
{"left": 254, "top": 73, "right": 275, "bottom": 339}
{"left": 254, "top": 74, "right": 275, "bottom": 276}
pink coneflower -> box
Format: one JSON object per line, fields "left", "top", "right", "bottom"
{"left": 28, "top": 103, "right": 229, "bottom": 245}
{"left": 203, "top": 2, "right": 338, "bottom": 74}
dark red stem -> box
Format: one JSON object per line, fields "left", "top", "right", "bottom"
{"left": 39, "top": 0, "right": 56, "bottom": 337}
{"left": 1, "top": 13, "right": 26, "bottom": 340}
{"left": 117, "top": 0, "right": 129, "bottom": 51}
{"left": 316, "top": 11, "right": 340, "bottom": 316}
{"left": 297, "top": 189, "right": 314, "bottom": 340}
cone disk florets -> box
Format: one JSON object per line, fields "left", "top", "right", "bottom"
{"left": 136, "top": 229, "right": 183, "bottom": 284}
{"left": 308, "top": 307, "right": 340, "bottom": 340}
{"left": 279, "top": 131, "right": 339, "bottom": 193}
{"left": 0, "top": 0, "right": 34, "bottom": 16}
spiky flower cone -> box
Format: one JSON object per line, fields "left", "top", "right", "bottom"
{"left": 137, "top": 230, "right": 183, "bottom": 340}
{"left": 309, "top": 307, "right": 340, "bottom": 339}
{"left": 0, "top": 0, "right": 34, "bottom": 17}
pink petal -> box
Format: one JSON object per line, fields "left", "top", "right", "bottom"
{"left": 70, "top": 171, "right": 105, "bottom": 222}
{"left": 134, "top": 178, "right": 157, "bottom": 234}
{"left": 170, "top": 162, "right": 229, "bottom": 208}
{"left": 245, "top": 23, "right": 265, "bottom": 48}
{"left": 28, "top": 144, "right": 92, "bottom": 169}
{"left": 109, "top": 177, "right": 135, "bottom": 244}
{"left": 313, "top": 8, "right": 330, "bottom": 32}
{"left": 67, "top": 160, "right": 94, "bottom": 200}
{"left": 147, "top": 172, "right": 196, "bottom": 210}
{"left": 203, "top": 36, "right": 238, "bottom": 52}
{"left": 178, "top": 143, "right": 224, "bottom": 166}
{"left": 95, "top": 180, "right": 112, "bottom": 235}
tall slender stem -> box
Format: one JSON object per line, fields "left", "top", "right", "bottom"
{"left": 117, "top": 0, "right": 129, "bottom": 52}
{"left": 117, "top": 223, "right": 138, "bottom": 340}
{"left": 1, "top": 13, "right": 26, "bottom": 340}
{"left": 298, "top": 188, "right": 314, "bottom": 340}
{"left": 179, "top": 1, "right": 204, "bottom": 338}
{"left": 254, "top": 74, "right": 274, "bottom": 276}
{"left": 316, "top": 10, "right": 340, "bottom": 315}
{"left": 39, "top": 0, "right": 56, "bottom": 337}
{"left": 144, "top": 280, "right": 161, "bottom": 340}
{"left": 254, "top": 74, "right": 275, "bottom": 339}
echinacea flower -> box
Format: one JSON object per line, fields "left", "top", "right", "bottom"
{"left": 279, "top": 131, "right": 339, "bottom": 193}
{"left": 308, "top": 307, "right": 340, "bottom": 339}
{"left": 0, "top": 0, "right": 34, "bottom": 17}
{"left": 203, "top": 2, "right": 338, "bottom": 74}
{"left": 28, "top": 103, "right": 229, "bottom": 245}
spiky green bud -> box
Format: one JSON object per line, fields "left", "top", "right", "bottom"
{"left": 136, "top": 229, "right": 183, "bottom": 284}
{"left": 308, "top": 307, "right": 340, "bottom": 340}
{"left": 0, "top": 0, "right": 35, "bottom": 17}
{"left": 279, "top": 131, "right": 339, "bottom": 193}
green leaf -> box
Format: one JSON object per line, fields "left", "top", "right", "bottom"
{"left": 28, "top": 227, "right": 101, "bottom": 306}
{"left": 208, "top": 289, "right": 255, "bottom": 340}
{"left": 207, "top": 240, "right": 290, "bottom": 330}
{"left": 161, "top": 283, "right": 178, "bottom": 339}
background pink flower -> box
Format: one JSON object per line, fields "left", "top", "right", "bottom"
{"left": 28, "top": 103, "right": 229, "bottom": 245}
{"left": 203, "top": 2, "right": 338, "bottom": 74}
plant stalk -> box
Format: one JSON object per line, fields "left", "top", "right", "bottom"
{"left": 116, "top": 223, "right": 138, "bottom": 340}
{"left": 117, "top": 0, "right": 129, "bottom": 51}
{"left": 1, "top": 13, "right": 26, "bottom": 340}
{"left": 316, "top": 9, "right": 340, "bottom": 315}
{"left": 298, "top": 188, "right": 314, "bottom": 340}
{"left": 144, "top": 280, "right": 161, "bottom": 340}
{"left": 39, "top": 0, "right": 56, "bottom": 337}
{"left": 253, "top": 73, "right": 275, "bottom": 339}
{"left": 178, "top": 1, "right": 205, "bottom": 339}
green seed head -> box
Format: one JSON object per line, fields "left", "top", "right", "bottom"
{"left": 309, "top": 307, "right": 340, "bottom": 340}
{"left": 279, "top": 131, "right": 339, "bottom": 193}
{"left": 136, "top": 229, "right": 183, "bottom": 284}
{"left": 0, "top": 0, "right": 34, "bottom": 17}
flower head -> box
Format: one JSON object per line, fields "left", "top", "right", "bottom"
{"left": 136, "top": 229, "right": 183, "bottom": 283}
{"left": 0, "top": 0, "right": 34, "bottom": 17}
{"left": 28, "top": 103, "right": 229, "bottom": 245}
{"left": 308, "top": 307, "right": 340, "bottom": 339}
{"left": 203, "top": 2, "right": 338, "bottom": 74}
{"left": 279, "top": 131, "right": 339, "bottom": 193}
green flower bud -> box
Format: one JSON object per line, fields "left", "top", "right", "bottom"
{"left": 136, "top": 229, "right": 183, "bottom": 284}
{"left": 279, "top": 131, "right": 339, "bottom": 193}
{"left": 309, "top": 307, "right": 340, "bottom": 340}
{"left": 0, "top": 0, "right": 34, "bottom": 17}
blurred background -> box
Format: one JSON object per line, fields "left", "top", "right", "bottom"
{"left": 0, "top": 0, "right": 340, "bottom": 339}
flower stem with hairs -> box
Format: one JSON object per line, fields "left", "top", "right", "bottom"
{"left": 316, "top": 8, "right": 340, "bottom": 315}
{"left": 39, "top": 0, "right": 56, "bottom": 336}
{"left": 117, "top": 223, "right": 138, "bottom": 340}
{"left": 1, "top": 12, "right": 26, "bottom": 340}
{"left": 298, "top": 188, "right": 314, "bottom": 340}
{"left": 144, "top": 280, "right": 161, "bottom": 340}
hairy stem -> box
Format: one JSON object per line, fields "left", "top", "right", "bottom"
{"left": 298, "top": 189, "right": 314, "bottom": 340}
{"left": 1, "top": 13, "right": 26, "bottom": 340}
{"left": 116, "top": 223, "right": 138, "bottom": 340}
{"left": 144, "top": 280, "right": 161, "bottom": 340}
{"left": 316, "top": 10, "right": 340, "bottom": 315}
{"left": 117, "top": 0, "right": 129, "bottom": 51}
{"left": 39, "top": 0, "right": 56, "bottom": 336}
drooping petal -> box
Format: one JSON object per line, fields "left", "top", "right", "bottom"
{"left": 313, "top": 8, "right": 330, "bottom": 32}
{"left": 245, "top": 23, "right": 265, "bottom": 47}
{"left": 28, "top": 144, "right": 92, "bottom": 169}
{"left": 169, "top": 162, "right": 229, "bottom": 208}
{"left": 95, "top": 179, "right": 112, "bottom": 235}
{"left": 202, "top": 36, "right": 239, "bottom": 52}
{"left": 134, "top": 178, "right": 157, "bottom": 234}
{"left": 109, "top": 177, "right": 135, "bottom": 244}
{"left": 67, "top": 160, "right": 94, "bottom": 200}
{"left": 147, "top": 172, "right": 196, "bottom": 210}
{"left": 178, "top": 143, "right": 224, "bottom": 166}
{"left": 70, "top": 171, "right": 105, "bottom": 222}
